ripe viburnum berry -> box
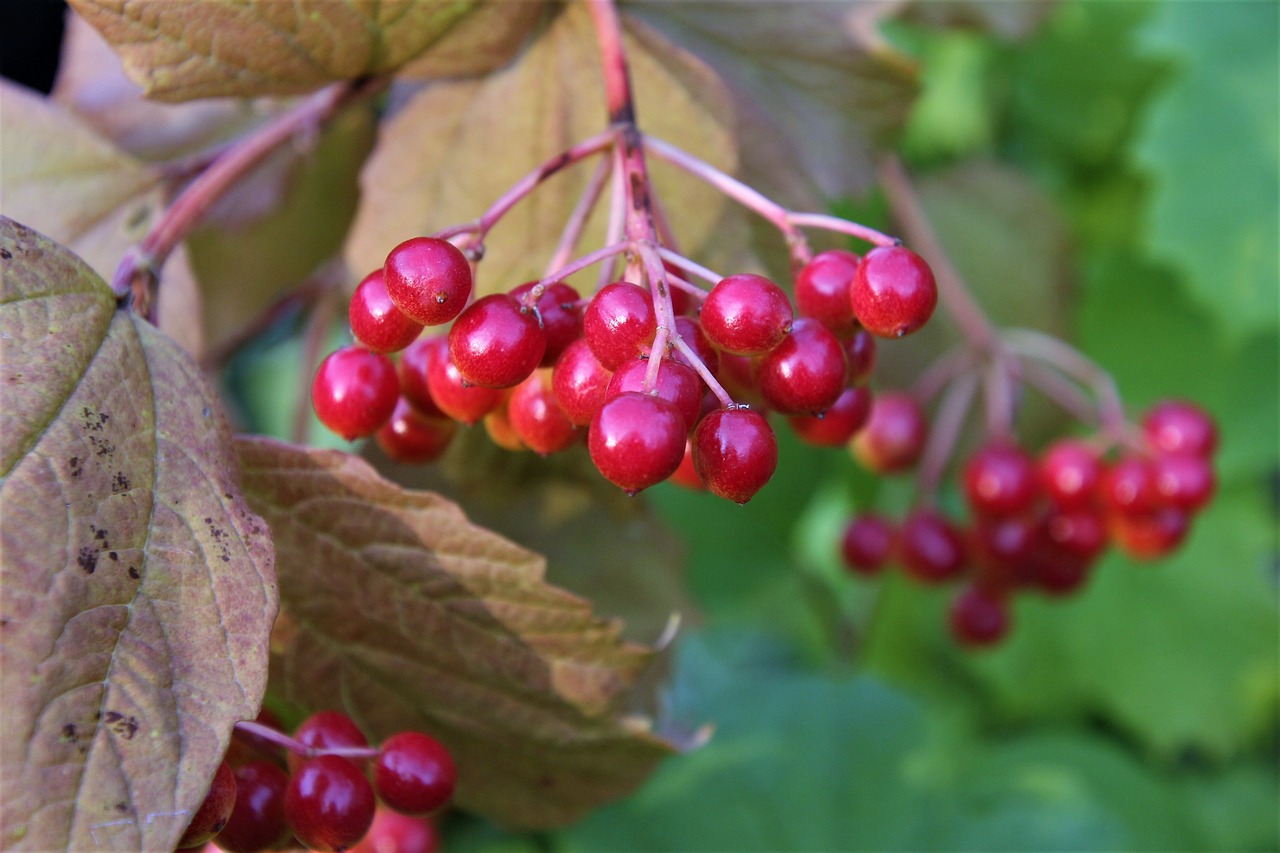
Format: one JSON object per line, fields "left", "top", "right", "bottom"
{"left": 588, "top": 392, "right": 686, "bottom": 494}
{"left": 849, "top": 245, "right": 937, "bottom": 338}
{"left": 692, "top": 408, "right": 778, "bottom": 504}
{"left": 700, "top": 273, "right": 793, "bottom": 356}
{"left": 311, "top": 347, "right": 399, "bottom": 441}
{"left": 383, "top": 236, "right": 472, "bottom": 326}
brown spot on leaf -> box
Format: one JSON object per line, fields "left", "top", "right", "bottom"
{"left": 77, "top": 547, "right": 98, "bottom": 574}
{"left": 111, "top": 472, "right": 130, "bottom": 494}
{"left": 0, "top": 247, "right": 11, "bottom": 259}
{"left": 128, "top": 567, "right": 140, "bottom": 579}
{"left": 61, "top": 723, "right": 77, "bottom": 742}
{"left": 103, "top": 712, "right": 138, "bottom": 740}
{"left": 69, "top": 456, "right": 83, "bottom": 478}
{"left": 108, "top": 552, "right": 118, "bottom": 561}
{"left": 114, "top": 802, "right": 129, "bottom": 814}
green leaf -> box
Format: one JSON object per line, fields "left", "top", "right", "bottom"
{"left": 345, "top": 4, "right": 749, "bottom": 296}
{"left": 0, "top": 219, "right": 277, "bottom": 851}
{"left": 67, "top": 0, "right": 544, "bottom": 102}
{"left": 235, "top": 437, "right": 676, "bottom": 830}
{"left": 1134, "top": 1, "right": 1280, "bottom": 339}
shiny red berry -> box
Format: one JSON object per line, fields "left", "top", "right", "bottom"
{"left": 285, "top": 755, "right": 376, "bottom": 853}
{"left": 840, "top": 514, "right": 895, "bottom": 574}
{"left": 788, "top": 386, "right": 872, "bottom": 447}
{"left": 605, "top": 357, "right": 703, "bottom": 432}
{"left": 312, "top": 347, "right": 399, "bottom": 441}
{"left": 375, "top": 398, "right": 456, "bottom": 464}
{"left": 850, "top": 391, "right": 927, "bottom": 474}
{"left": 1142, "top": 400, "right": 1218, "bottom": 458}
{"left": 700, "top": 273, "right": 793, "bottom": 356}
{"left": 383, "top": 237, "right": 472, "bottom": 326}
{"left": 1151, "top": 453, "right": 1216, "bottom": 511}
{"left": 588, "top": 392, "right": 686, "bottom": 494}
{"left": 692, "top": 408, "right": 778, "bottom": 504}
{"left": 963, "top": 442, "right": 1041, "bottom": 517}
{"left": 289, "top": 711, "right": 368, "bottom": 774}
{"left": 899, "top": 509, "right": 966, "bottom": 584}
{"left": 755, "top": 318, "right": 848, "bottom": 416}
{"left": 794, "top": 249, "right": 859, "bottom": 332}
{"left": 508, "top": 369, "right": 579, "bottom": 455}
{"left": 422, "top": 336, "right": 503, "bottom": 425}
{"left": 551, "top": 338, "right": 613, "bottom": 426}
{"left": 214, "top": 761, "right": 290, "bottom": 853}
{"left": 176, "top": 761, "right": 237, "bottom": 849}
{"left": 351, "top": 809, "right": 439, "bottom": 853}
{"left": 843, "top": 329, "right": 877, "bottom": 385}
{"left": 448, "top": 294, "right": 546, "bottom": 389}
{"left": 1039, "top": 440, "right": 1102, "bottom": 509}
{"left": 1098, "top": 455, "right": 1159, "bottom": 517}
{"left": 349, "top": 269, "right": 424, "bottom": 353}
{"left": 374, "top": 732, "right": 457, "bottom": 817}
{"left": 849, "top": 246, "right": 937, "bottom": 338}
{"left": 510, "top": 280, "right": 582, "bottom": 366}
{"left": 583, "top": 282, "right": 657, "bottom": 370}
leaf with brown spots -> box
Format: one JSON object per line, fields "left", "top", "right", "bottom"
{"left": 0, "top": 218, "right": 277, "bottom": 851}
{"left": 67, "top": 0, "right": 544, "bottom": 102}
{"left": 236, "top": 436, "right": 678, "bottom": 830}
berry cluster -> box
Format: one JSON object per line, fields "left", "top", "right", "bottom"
{"left": 178, "top": 709, "right": 454, "bottom": 852}
{"left": 313, "top": 234, "right": 938, "bottom": 504}
{"left": 840, "top": 398, "right": 1219, "bottom": 648}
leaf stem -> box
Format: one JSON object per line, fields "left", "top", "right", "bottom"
{"left": 111, "top": 78, "right": 382, "bottom": 320}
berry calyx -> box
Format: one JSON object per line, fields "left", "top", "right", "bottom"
{"left": 588, "top": 392, "right": 686, "bottom": 494}
{"left": 849, "top": 245, "right": 937, "bottom": 338}
{"left": 692, "top": 408, "right": 778, "bottom": 504}
{"left": 349, "top": 268, "right": 424, "bottom": 353}
{"left": 285, "top": 755, "right": 377, "bottom": 853}
{"left": 177, "top": 761, "right": 237, "bottom": 849}
{"left": 312, "top": 347, "right": 399, "bottom": 441}
{"left": 700, "top": 273, "right": 793, "bottom": 356}
{"left": 448, "top": 294, "right": 546, "bottom": 388}
{"left": 214, "top": 761, "right": 290, "bottom": 853}
{"left": 850, "top": 391, "right": 927, "bottom": 474}
{"left": 383, "top": 237, "right": 472, "bottom": 326}
{"left": 373, "top": 732, "right": 457, "bottom": 817}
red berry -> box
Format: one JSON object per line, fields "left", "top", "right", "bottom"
{"left": 396, "top": 337, "right": 449, "bottom": 420}
{"left": 899, "top": 509, "right": 966, "bottom": 584}
{"left": 755, "top": 318, "right": 848, "bottom": 415}
{"left": 1109, "top": 507, "right": 1190, "bottom": 560}
{"left": 214, "top": 762, "right": 290, "bottom": 853}
{"left": 795, "top": 249, "right": 859, "bottom": 332}
{"left": 375, "top": 398, "right": 456, "bottom": 464}
{"left": 843, "top": 329, "right": 877, "bottom": 385}
{"left": 840, "top": 514, "right": 895, "bottom": 574}
{"left": 788, "top": 386, "right": 872, "bottom": 447}
{"left": 700, "top": 273, "right": 793, "bottom": 356}
{"left": 551, "top": 338, "right": 613, "bottom": 426}
{"left": 1043, "top": 508, "right": 1107, "bottom": 561}
{"left": 963, "top": 442, "right": 1041, "bottom": 517}
{"left": 948, "top": 586, "right": 1011, "bottom": 648}
{"left": 850, "top": 391, "right": 927, "bottom": 474}
{"left": 1151, "top": 453, "right": 1216, "bottom": 511}
{"left": 374, "top": 732, "right": 456, "bottom": 817}
{"left": 510, "top": 280, "right": 582, "bottom": 366}
{"left": 285, "top": 755, "right": 376, "bottom": 853}
{"left": 1142, "top": 400, "right": 1217, "bottom": 458}
{"left": 383, "top": 237, "right": 472, "bottom": 326}
{"left": 351, "top": 809, "right": 439, "bottom": 853}
{"left": 971, "top": 515, "right": 1040, "bottom": 588}
{"left": 508, "top": 369, "right": 579, "bottom": 455}
{"left": 349, "top": 269, "right": 424, "bottom": 353}
{"left": 668, "top": 315, "right": 720, "bottom": 376}
{"left": 588, "top": 392, "right": 686, "bottom": 494}
{"left": 312, "top": 347, "right": 399, "bottom": 441}
{"left": 605, "top": 357, "right": 703, "bottom": 432}
{"left": 422, "top": 336, "right": 503, "bottom": 425}
{"left": 669, "top": 439, "right": 704, "bottom": 490}
{"left": 177, "top": 761, "right": 237, "bottom": 849}
{"left": 692, "top": 408, "right": 778, "bottom": 504}
{"left": 849, "top": 246, "right": 937, "bottom": 338}
{"left": 1029, "top": 548, "right": 1093, "bottom": 596}
{"left": 290, "top": 711, "right": 368, "bottom": 774}
{"left": 1098, "top": 455, "right": 1159, "bottom": 517}
{"left": 1040, "top": 440, "right": 1102, "bottom": 509}
{"left": 583, "top": 282, "right": 657, "bottom": 370}
{"left": 448, "top": 294, "right": 546, "bottom": 388}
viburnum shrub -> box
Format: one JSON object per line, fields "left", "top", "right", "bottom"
{"left": 0, "top": 1, "right": 1247, "bottom": 852}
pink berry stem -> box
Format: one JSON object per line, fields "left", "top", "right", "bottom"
{"left": 877, "top": 156, "right": 998, "bottom": 353}
{"left": 642, "top": 134, "right": 811, "bottom": 268}
{"left": 785, "top": 212, "right": 898, "bottom": 248}
{"left": 599, "top": 146, "right": 629, "bottom": 290}
{"left": 535, "top": 240, "right": 634, "bottom": 291}
{"left": 636, "top": 240, "right": 681, "bottom": 391}
{"left": 233, "top": 720, "right": 380, "bottom": 761}
{"left": 911, "top": 346, "right": 978, "bottom": 405}
{"left": 546, "top": 153, "right": 614, "bottom": 276}
{"left": 1001, "top": 328, "right": 1129, "bottom": 438}
{"left": 915, "top": 371, "right": 980, "bottom": 504}
{"left": 673, "top": 338, "right": 736, "bottom": 409}
{"left": 110, "top": 77, "right": 382, "bottom": 320}
{"left": 656, "top": 246, "right": 722, "bottom": 287}
{"left": 982, "top": 352, "right": 1020, "bottom": 442}
{"left": 436, "top": 128, "right": 617, "bottom": 251}
{"left": 665, "top": 272, "right": 709, "bottom": 302}
{"left": 1018, "top": 358, "right": 1104, "bottom": 426}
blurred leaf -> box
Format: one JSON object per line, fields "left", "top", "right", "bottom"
{"left": 0, "top": 219, "right": 277, "bottom": 851}
{"left": 53, "top": 11, "right": 288, "bottom": 162}
{"left": 1134, "top": 1, "right": 1279, "bottom": 340}
{"left": 626, "top": 1, "right": 919, "bottom": 206}
{"left": 345, "top": 4, "right": 747, "bottom": 295}
{"left": 900, "top": 31, "right": 997, "bottom": 165}
{"left": 67, "top": 0, "right": 541, "bottom": 102}
{"left": 237, "top": 438, "right": 676, "bottom": 829}
{"left": 187, "top": 102, "right": 375, "bottom": 352}
{"left": 0, "top": 81, "right": 205, "bottom": 356}
{"left": 902, "top": 0, "right": 1057, "bottom": 40}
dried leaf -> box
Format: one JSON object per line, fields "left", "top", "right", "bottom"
{"left": 68, "top": 0, "right": 540, "bottom": 102}
{"left": 345, "top": 4, "right": 747, "bottom": 294}
{"left": 626, "top": 2, "right": 920, "bottom": 206}
{"left": 236, "top": 437, "right": 676, "bottom": 829}
{"left": 0, "top": 219, "right": 277, "bottom": 851}
{"left": 0, "top": 81, "right": 205, "bottom": 356}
